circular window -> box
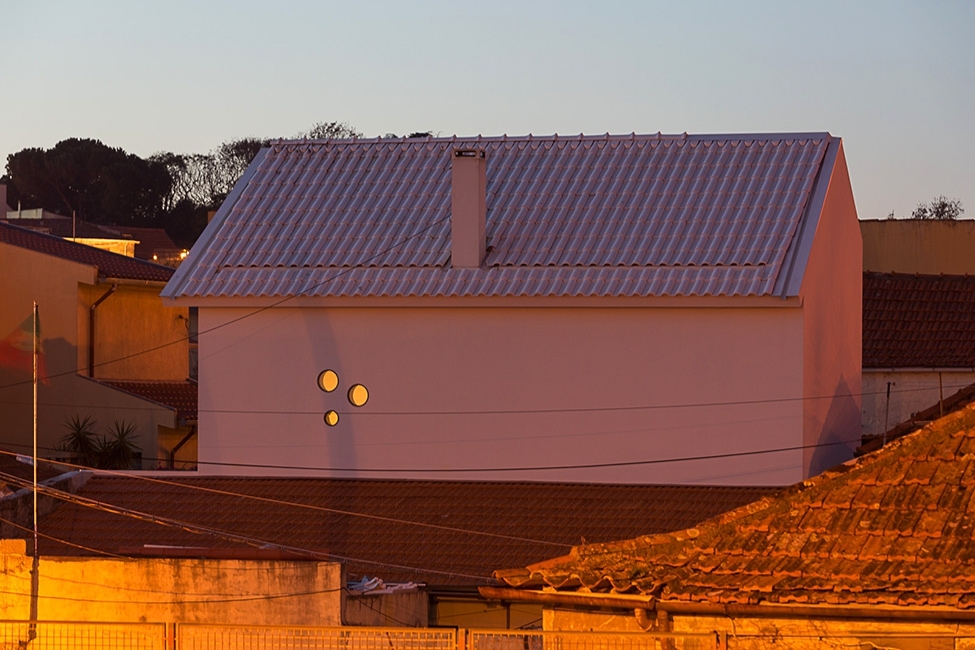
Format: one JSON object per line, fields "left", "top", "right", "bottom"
{"left": 317, "top": 369, "right": 339, "bottom": 393}
{"left": 324, "top": 410, "right": 339, "bottom": 426}
{"left": 348, "top": 384, "right": 369, "bottom": 407}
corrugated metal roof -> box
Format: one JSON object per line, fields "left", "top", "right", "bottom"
{"left": 164, "top": 133, "right": 835, "bottom": 300}
{"left": 0, "top": 221, "right": 174, "bottom": 283}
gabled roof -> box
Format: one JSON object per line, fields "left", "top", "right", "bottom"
{"left": 164, "top": 133, "right": 839, "bottom": 301}
{"left": 0, "top": 221, "right": 173, "bottom": 283}
{"left": 17, "top": 476, "right": 774, "bottom": 585}
{"left": 863, "top": 271, "right": 975, "bottom": 369}
{"left": 498, "top": 405, "right": 975, "bottom": 609}
{"left": 99, "top": 380, "right": 198, "bottom": 422}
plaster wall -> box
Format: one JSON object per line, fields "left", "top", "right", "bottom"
{"left": 547, "top": 607, "right": 975, "bottom": 649}
{"left": 861, "top": 218, "right": 975, "bottom": 274}
{"left": 197, "top": 303, "right": 804, "bottom": 485}
{"left": 0, "top": 243, "right": 182, "bottom": 464}
{"left": 0, "top": 539, "right": 341, "bottom": 625}
{"left": 78, "top": 283, "right": 188, "bottom": 381}
{"left": 799, "top": 143, "right": 862, "bottom": 476}
{"left": 861, "top": 370, "right": 975, "bottom": 438}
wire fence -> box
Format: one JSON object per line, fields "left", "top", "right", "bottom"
{"left": 469, "top": 630, "right": 716, "bottom": 650}
{"left": 0, "top": 621, "right": 167, "bottom": 650}
{"left": 4, "top": 623, "right": 975, "bottom": 650}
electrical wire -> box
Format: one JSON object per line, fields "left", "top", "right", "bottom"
{"left": 0, "top": 452, "right": 571, "bottom": 548}
{"left": 1, "top": 434, "right": 864, "bottom": 474}
{"left": 0, "top": 471, "right": 497, "bottom": 583}
{"left": 0, "top": 214, "right": 451, "bottom": 392}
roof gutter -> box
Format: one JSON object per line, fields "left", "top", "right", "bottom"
{"left": 479, "top": 587, "right": 975, "bottom": 623}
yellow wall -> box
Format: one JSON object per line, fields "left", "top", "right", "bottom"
{"left": 78, "top": 283, "right": 188, "bottom": 381}
{"left": 0, "top": 242, "right": 187, "bottom": 464}
{"left": 861, "top": 219, "right": 975, "bottom": 274}
{"left": 0, "top": 539, "right": 342, "bottom": 625}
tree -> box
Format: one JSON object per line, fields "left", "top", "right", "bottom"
{"left": 911, "top": 196, "right": 964, "bottom": 220}
{"left": 6, "top": 138, "right": 171, "bottom": 226}
{"left": 295, "top": 121, "right": 362, "bottom": 140}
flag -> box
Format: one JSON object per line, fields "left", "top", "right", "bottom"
{"left": 0, "top": 310, "right": 49, "bottom": 384}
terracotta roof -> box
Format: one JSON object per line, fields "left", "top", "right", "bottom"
{"left": 863, "top": 272, "right": 975, "bottom": 368}
{"left": 109, "top": 226, "right": 180, "bottom": 260}
{"left": 24, "top": 478, "right": 774, "bottom": 585}
{"left": 164, "top": 133, "right": 838, "bottom": 301}
{"left": 98, "top": 380, "right": 198, "bottom": 422}
{"left": 859, "top": 380, "right": 975, "bottom": 455}
{"left": 0, "top": 221, "right": 173, "bottom": 282}
{"left": 498, "top": 404, "right": 975, "bottom": 609}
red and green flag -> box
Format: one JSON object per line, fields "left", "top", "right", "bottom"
{"left": 0, "top": 311, "right": 49, "bottom": 385}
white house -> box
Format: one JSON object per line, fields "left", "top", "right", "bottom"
{"left": 162, "top": 132, "right": 861, "bottom": 485}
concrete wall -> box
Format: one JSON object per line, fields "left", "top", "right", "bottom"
{"left": 79, "top": 283, "right": 189, "bottom": 381}
{"left": 547, "top": 607, "right": 975, "bottom": 648}
{"left": 861, "top": 218, "right": 975, "bottom": 274}
{"left": 197, "top": 302, "right": 806, "bottom": 485}
{"left": 799, "top": 142, "right": 862, "bottom": 476}
{"left": 862, "top": 370, "right": 975, "bottom": 438}
{"left": 0, "top": 539, "right": 342, "bottom": 625}
{"left": 0, "top": 242, "right": 187, "bottom": 464}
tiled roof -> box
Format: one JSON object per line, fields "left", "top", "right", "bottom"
{"left": 109, "top": 226, "right": 180, "bottom": 260}
{"left": 164, "top": 133, "right": 837, "bottom": 300}
{"left": 498, "top": 405, "right": 975, "bottom": 609}
{"left": 99, "top": 380, "right": 198, "bottom": 422}
{"left": 863, "top": 272, "right": 975, "bottom": 368}
{"left": 25, "top": 478, "right": 773, "bottom": 585}
{"left": 0, "top": 222, "right": 173, "bottom": 282}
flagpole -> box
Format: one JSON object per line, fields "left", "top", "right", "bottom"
{"left": 32, "top": 300, "right": 38, "bottom": 557}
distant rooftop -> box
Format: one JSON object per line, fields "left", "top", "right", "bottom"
{"left": 0, "top": 221, "right": 173, "bottom": 282}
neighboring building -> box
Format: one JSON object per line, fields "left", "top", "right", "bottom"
{"left": 490, "top": 404, "right": 975, "bottom": 643}
{"left": 2, "top": 468, "right": 774, "bottom": 628}
{"left": 2, "top": 208, "right": 139, "bottom": 257}
{"left": 861, "top": 272, "right": 975, "bottom": 440}
{"left": 0, "top": 221, "right": 194, "bottom": 467}
{"left": 861, "top": 218, "right": 975, "bottom": 275}
{"left": 0, "top": 538, "right": 341, "bottom": 626}
{"left": 163, "top": 132, "right": 861, "bottom": 485}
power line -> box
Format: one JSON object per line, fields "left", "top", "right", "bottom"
{"left": 0, "top": 214, "right": 451, "bottom": 393}
{"left": 2, "top": 434, "right": 863, "bottom": 475}
{"left": 0, "top": 471, "right": 497, "bottom": 583}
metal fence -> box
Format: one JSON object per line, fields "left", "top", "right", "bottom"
{"left": 469, "top": 630, "right": 717, "bottom": 650}
{"left": 177, "top": 625, "right": 456, "bottom": 650}
{"left": 0, "top": 621, "right": 167, "bottom": 650}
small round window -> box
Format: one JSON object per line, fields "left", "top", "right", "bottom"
{"left": 318, "top": 369, "right": 339, "bottom": 392}
{"left": 324, "top": 410, "right": 340, "bottom": 426}
{"left": 348, "top": 384, "right": 369, "bottom": 407}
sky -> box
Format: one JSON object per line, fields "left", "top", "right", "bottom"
{"left": 3, "top": 1, "right": 973, "bottom": 221}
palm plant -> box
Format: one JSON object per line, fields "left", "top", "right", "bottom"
{"left": 59, "top": 415, "right": 100, "bottom": 467}
{"left": 98, "top": 420, "right": 141, "bottom": 470}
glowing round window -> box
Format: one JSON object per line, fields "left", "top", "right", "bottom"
{"left": 348, "top": 384, "right": 369, "bottom": 407}
{"left": 317, "top": 369, "right": 339, "bottom": 393}
{"left": 324, "top": 410, "right": 339, "bottom": 426}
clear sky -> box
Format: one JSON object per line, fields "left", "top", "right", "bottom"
{"left": 4, "top": 1, "right": 973, "bottom": 221}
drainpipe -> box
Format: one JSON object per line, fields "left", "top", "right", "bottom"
{"left": 89, "top": 283, "right": 118, "bottom": 377}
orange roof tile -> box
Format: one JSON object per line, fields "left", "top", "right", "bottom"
{"left": 498, "top": 405, "right": 975, "bottom": 609}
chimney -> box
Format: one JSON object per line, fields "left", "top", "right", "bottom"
{"left": 0, "top": 184, "right": 8, "bottom": 215}
{"left": 451, "top": 149, "right": 487, "bottom": 268}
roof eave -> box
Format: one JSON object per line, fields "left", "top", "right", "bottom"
{"left": 772, "top": 136, "right": 841, "bottom": 298}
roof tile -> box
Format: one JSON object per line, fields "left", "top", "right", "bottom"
{"left": 499, "top": 405, "right": 975, "bottom": 610}
{"left": 0, "top": 222, "right": 173, "bottom": 282}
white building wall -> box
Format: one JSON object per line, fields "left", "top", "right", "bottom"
{"left": 197, "top": 303, "right": 806, "bottom": 485}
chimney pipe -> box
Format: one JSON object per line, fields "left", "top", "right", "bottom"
{"left": 451, "top": 149, "right": 487, "bottom": 268}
